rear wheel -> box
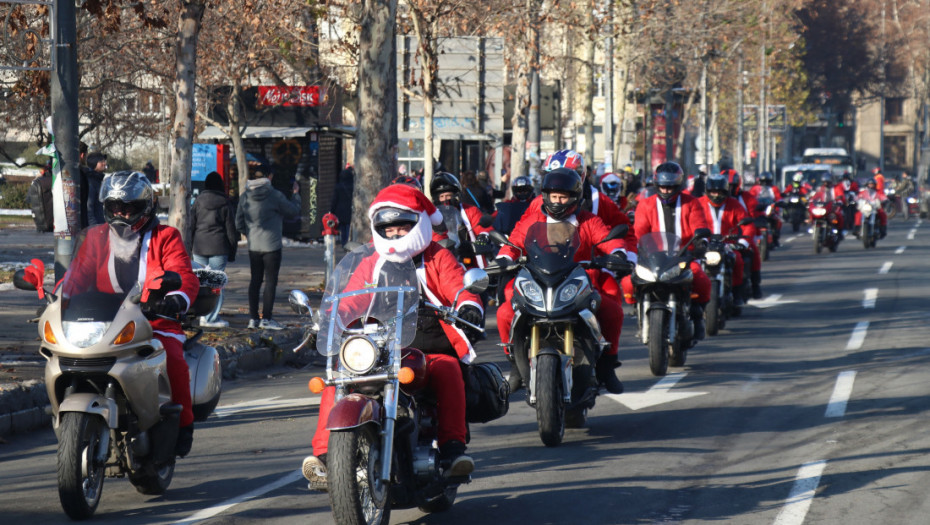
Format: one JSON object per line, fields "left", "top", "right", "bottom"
{"left": 57, "top": 413, "right": 107, "bottom": 520}
{"left": 535, "top": 354, "right": 565, "bottom": 447}
{"left": 129, "top": 461, "right": 174, "bottom": 495}
{"left": 791, "top": 219, "right": 801, "bottom": 232}
{"left": 647, "top": 309, "right": 669, "bottom": 376}
{"left": 329, "top": 426, "right": 391, "bottom": 525}
{"left": 706, "top": 286, "right": 720, "bottom": 337}
{"left": 418, "top": 485, "right": 458, "bottom": 514}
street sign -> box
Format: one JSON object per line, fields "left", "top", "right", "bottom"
{"left": 742, "top": 105, "right": 759, "bottom": 129}
{"left": 768, "top": 104, "right": 787, "bottom": 132}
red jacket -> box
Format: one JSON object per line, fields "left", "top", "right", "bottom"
{"left": 698, "top": 196, "right": 754, "bottom": 238}
{"left": 499, "top": 203, "right": 629, "bottom": 262}
{"left": 346, "top": 243, "right": 482, "bottom": 363}
{"left": 633, "top": 193, "right": 709, "bottom": 247}
{"left": 526, "top": 191, "right": 638, "bottom": 253}
{"left": 62, "top": 223, "right": 199, "bottom": 337}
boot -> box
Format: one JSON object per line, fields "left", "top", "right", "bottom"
{"left": 690, "top": 303, "right": 706, "bottom": 342}
{"left": 175, "top": 424, "right": 194, "bottom": 458}
{"left": 507, "top": 364, "right": 524, "bottom": 393}
{"left": 751, "top": 271, "right": 763, "bottom": 300}
{"left": 302, "top": 453, "right": 328, "bottom": 491}
{"left": 880, "top": 224, "right": 887, "bottom": 239}
{"left": 439, "top": 440, "right": 475, "bottom": 478}
{"left": 595, "top": 353, "right": 624, "bottom": 394}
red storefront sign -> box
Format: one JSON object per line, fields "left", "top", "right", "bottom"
{"left": 256, "top": 86, "right": 321, "bottom": 107}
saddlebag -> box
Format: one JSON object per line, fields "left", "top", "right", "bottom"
{"left": 462, "top": 362, "right": 510, "bottom": 423}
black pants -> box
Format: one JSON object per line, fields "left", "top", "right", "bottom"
{"left": 248, "top": 249, "right": 282, "bottom": 320}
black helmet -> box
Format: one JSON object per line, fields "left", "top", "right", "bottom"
{"left": 372, "top": 206, "right": 420, "bottom": 239}
{"left": 429, "top": 171, "right": 461, "bottom": 205}
{"left": 541, "top": 167, "right": 583, "bottom": 220}
{"left": 100, "top": 171, "right": 155, "bottom": 235}
{"left": 705, "top": 173, "right": 729, "bottom": 206}
{"left": 866, "top": 177, "right": 877, "bottom": 188}
{"left": 512, "top": 175, "right": 534, "bottom": 201}
{"left": 759, "top": 171, "right": 774, "bottom": 186}
{"left": 391, "top": 175, "right": 423, "bottom": 191}
{"left": 654, "top": 162, "right": 685, "bottom": 204}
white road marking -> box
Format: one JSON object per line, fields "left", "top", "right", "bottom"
{"left": 173, "top": 469, "right": 304, "bottom": 524}
{"left": 607, "top": 372, "right": 706, "bottom": 411}
{"left": 772, "top": 460, "right": 827, "bottom": 525}
{"left": 862, "top": 288, "right": 878, "bottom": 309}
{"left": 895, "top": 246, "right": 906, "bottom": 254}
{"left": 878, "top": 262, "right": 893, "bottom": 274}
{"left": 748, "top": 294, "right": 799, "bottom": 309}
{"left": 845, "top": 322, "right": 869, "bottom": 351}
{"left": 741, "top": 374, "right": 762, "bottom": 392}
{"left": 824, "top": 371, "right": 856, "bottom": 418}
{"left": 908, "top": 229, "right": 917, "bottom": 240}
{"left": 213, "top": 396, "right": 319, "bottom": 418}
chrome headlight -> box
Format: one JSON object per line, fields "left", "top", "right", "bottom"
{"left": 705, "top": 251, "right": 722, "bottom": 266}
{"left": 558, "top": 282, "right": 580, "bottom": 303}
{"left": 62, "top": 321, "right": 109, "bottom": 348}
{"left": 516, "top": 277, "right": 544, "bottom": 305}
{"left": 658, "top": 264, "right": 683, "bottom": 281}
{"left": 340, "top": 336, "right": 378, "bottom": 375}
{"left": 635, "top": 264, "right": 656, "bottom": 282}
{"left": 859, "top": 203, "right": 873, "bottom": 214}
{"left": 811, "top": 207, "right": 827, "bottom": 217}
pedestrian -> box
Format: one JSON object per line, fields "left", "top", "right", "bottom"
{"left": 27, "top": 162, "right": 54, "bottom": 232}
{"left": 191, "top": 171, "right": 238, "bottom": 328}
{"left": 81, "top": 151, "right": 107, "bottom": 228}
{"left": 143, "top": 160, "right": 158, "bottom": 183}
{"left": 329, "top": 167, "right": 354, "bottom": 245}
{"left": 459, "top": 170, "right": 494, "bottom": 214}
{"left": 235, "top": 168, "right": 300, "bottom": 330}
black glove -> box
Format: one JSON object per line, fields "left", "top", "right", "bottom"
{"left": 458, "top": 304, "right": 483, "bottom": 328}
{"left": 152, "top": 294, "right": 187, "bottom": 319}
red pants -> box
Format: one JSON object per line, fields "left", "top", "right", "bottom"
{"left": 157, "top": 334, "right": 193, "bottom": 428}
{"left": 854, "top": 209, "right": 888, "bottom": 227}
{"left": 732, "top": 249, "right": 745, "bottom": 286}
{"left": 312, "top": 353, "right": 466, "bottom": 456}
{"left": 620, "top": 260, "right": 711, "bottom": 305}
{"left": 747, "top": 241, "right": 762, "bottom": 272}
{"left": 495, "top": 275, "right": 624, "bottom": 356}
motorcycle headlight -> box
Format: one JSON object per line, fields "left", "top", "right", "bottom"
{"left": 62, "top": 321, "right": 109, "bottom": 348}
{"left": 907, "top": 197, "right": 918, "bottom": 204}
{"left": 789, "top": 197, "right": 800, "bottom": 203}
{"left": 557, "top": 280, "right": 584, "bottom": 304}
{"left": 517, "top": 278, "right": 544, "bottom": 305}
{"left": 658, "top": 265, "right": 682, "bottom": 281}
{"left": 340, "top": 336, "right": 378, "bottom": 375}
{"left": 860, "top": 203, "right": 873, "bottom": 214}
{"left": 705, "top": 251, "right": 722, "bottom": 266}
{"left": 635, "top": 264, "right": 656, "bottom": 282}
{"left": 811, "top": 207, "right": 827, "bottom": 217}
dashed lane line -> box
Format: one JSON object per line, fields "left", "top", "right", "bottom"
{"left": 824, "top": 371, "right": 856, "bottom": 418}
{"left": 878, "top": 261, "right": 893, "bottom": 274}
{"left": 846, "top": 322, "right": 869, "bottom": 351}
{"left": 772, "top": 461, "right": 827, "bottom": 525}
{"left": 173, "top": 469, "right": 304, "bottom": 525}
{"left": 863, "top": 288, "right": 878, "bottom": 309}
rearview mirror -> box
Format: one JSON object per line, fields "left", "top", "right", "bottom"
{"left": 288, "top": 290, "right": 313, "bottom": 316}
{"left": 478, "top": 214, "right": 495, "bottom": 228}
{"left": 487, "top": 230, "right": 510, "bottom": 246}
{"left": 462, "top": 268, "right": 489, "bottom": 295}
{"left": 13, "top": 269, "right": 36, "bottom": 291}
{"left": 693, "top": 227, "right": 711, "bottom": 239}
{"left": 738, "top": 217, "right": 754, "bottom": 226}
{"left": 603, "top": 224, "right": 629, "bottom": 242}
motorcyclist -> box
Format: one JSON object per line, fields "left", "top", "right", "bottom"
{"left": 837, "top": 172, "right": 859, "bottom": 232}
{"left": 492, "top": 175, "right": 535, "bottom": 235}
{"left": 430, "top": 171, "right": 492, "bottom": 268}
{"left": 302, "top": 184, "right": 485, "bottom": 489}
{"left": 620, "top": 162, "right": 712, "bottom": 340}
{"left": 787, "top": 172, "right": 812, "bottom": 196}
{"left": 722, "top": 169, "right": 764, "bottom": 299}
{"left": 599, "top": 172, "right": 627, "bottom": 209}
{"left": 60, "top": 171, "right": 199, "bottom": 457}
{"left": 749, "top": 171, "right": 783, "bottom": 248}
{"left": 492, "top": 167, "right": 633, "bottom": 395}
{"left": 698, "top": 173, "right": 753, "bottom": 304}
{"left": 854, "top": 178, "right": 888, "bottom": 239}
{"left": 895, "top": 172, "right": 916, "bottom": 218}
{"left": 872, "top": 167, "right": 886, "bottom": 192}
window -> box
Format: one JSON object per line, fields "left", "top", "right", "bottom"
{"left": 885, "top": 98, "right": 905, "bottom": 125}
{"left": 883, "top": 135, "right": 907, "bottom": 169}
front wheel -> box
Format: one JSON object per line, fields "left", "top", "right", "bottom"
{"left": 329, "top": 426, "right": 391, "bottom": 525}
{"left": 884, "top": 200, "right": 898, "bottom": 219}
{"left": 813, "top": 224, "right": 823, "bottom": 254}
{"left": 706, "top": 286, "right": 720, "bottom": 337}
{"left": 759, "top": 234, "right": 769, "bottom": 261}
{"left": 57, "top": 413, "right": 108, "bottom": 520}
{"left": 862, "top": 222, "right": 871, "bottom": 249}
{"left": 647, "top": 309, "right": 669, "bottom": 376}
{"left": 535, "top": 354, "right": 565, "bottom": 447}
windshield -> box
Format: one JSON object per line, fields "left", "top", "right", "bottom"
{"left": 523, "top": 221, "right": 580, "bottom": 275}
{"left": 438, "top": 205, "right": 464, "bottom": 249}
{"left": 316, "top": 243, "right": 419, "bottom": 356}
{"left": 637, "top": 231, "right": 683, "bottom": 257}
{"left": 59, "top": 228, "right": 139, "bottom": 322}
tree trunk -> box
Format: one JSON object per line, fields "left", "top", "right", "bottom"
{"left": 353, "top": 0, "right": 398, "bottom": 244}
{"left": 583, "top": 0, "right": 596, "bottom": 164}
{"left": 510, "top": 60, "right": 530, "bottom": 181}
{"left": 170, "top": 0, "right": 206, "bottom": 250}
{"left": 226, "top": 89, "right": 250, "bottom": 196}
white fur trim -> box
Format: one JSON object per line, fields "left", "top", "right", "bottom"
{"left": 371, "top": 210, "right": 431, "bottom": 262}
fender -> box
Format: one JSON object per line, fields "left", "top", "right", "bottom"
{"left": 57, "top": 393, "right": 117, "bottom": 429}
{"left": 327, "top": 392, "right": 383, "bottom": 431}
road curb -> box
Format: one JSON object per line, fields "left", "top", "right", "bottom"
{"left": 0, "top": 326, "right": 314, "bottom": 439}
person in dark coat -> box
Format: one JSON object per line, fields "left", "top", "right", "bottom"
{"left": 81, "top": 151, "right": 107, "bottom": 227}
{"left": 191, "top": 172, "right": 238, "bottom": 328}
{"left": 329, "top": 167, "right": 354, "bottom": 245}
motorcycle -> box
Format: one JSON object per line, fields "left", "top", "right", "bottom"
{"left": 809, "top": 200, "right": 842, "bottom": 254}
{"left": 753, "top": 197, "right": 780, "bottom": 262}
{"left": 631, "top": 228, "right": 711, "bottom": 376}
{"left": 883, "top": 187, "right": 899, "bottom": 219}
{"left": 842, "top": 190, "right": 858, "bottom": 232}
{"left": 701, "top": 218, "right": 753, "bottom": 336}
{"left": 858, "top": 199, "right": 880, "bottom": 249}
{"left": 293, "top": 243, "right": 489, "bottom": 524}
{"left": 782, "top": 190, "right": 807, "bottom": 233}
{"left": 13, "top": 258, "right": 223, "bottom": 520}
{"left": 486, "top": 222, "right": 631, "bottom": 447}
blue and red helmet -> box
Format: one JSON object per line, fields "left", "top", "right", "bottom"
{"left": 544, "top": 149, "right": 585, "bottom": 177}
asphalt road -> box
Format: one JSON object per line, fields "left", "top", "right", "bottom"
{"left": 3, "top": 217, "right": 930, "bottom": 524}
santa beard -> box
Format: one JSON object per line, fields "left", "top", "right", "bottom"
{"left": 109, "top": 226, "right": 141, "bottom": 262}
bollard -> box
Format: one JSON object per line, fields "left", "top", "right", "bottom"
{"left": 322, "top": 213, "right": 340, "bottom": 285}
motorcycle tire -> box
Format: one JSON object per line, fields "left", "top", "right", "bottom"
{"left": 813, "top": 224, "right": 823, "bottom": 254}
{"left": 329, "top": 426, "right": 392, "bottom": 525}
{"left": 792, "top": 220, "right": 801, "bottom": 233}
{"left": 706, "top": 287, "right": 720, "bottom": 337}
{"left": 670, "top": 316, "right": 688, "bottom": 367}
{"left": 863, "top": 223, "right": 871, "bottom": 250}
{"left": 535, "top": 353, "right": 565, "bottom": 447}
{"left": 565, "top": 407, "right": 587, "bottom": 429}
{"left": 57, "top": 412, "right": 107, "bottom": 520}
{"left": 759, "top": 236, "right": 769, "bottom": 262}
{"left": 884, "top": 201, "right": 897, "bottom": 220}
{"left": 647, "top": 309, "right": 669, "bottom": 376}
{"left": 129, "top": 460, "right": 175, "bottom": 495}
{"left": 418, "top": 485, "right": 458, "bottom": 514}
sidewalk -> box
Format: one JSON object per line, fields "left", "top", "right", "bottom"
{"left": 0, "top": 222, "right": 331, "bottom": 437}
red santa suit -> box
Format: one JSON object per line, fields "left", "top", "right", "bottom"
{"left": 62, "top": 223, "right": 199, "bottom": 427}
{"left": 312, "top": 185, "right": 482, "bottom": 456}
{"left": 697, "top": 195, "right": 752, "bottom": 287}
{"left": 495, "top": 202, "right": 631, "bottom": 357}
{"left": 854, "top": 187, "right": 888, "bottom": 227}
{"left": 809, "top": 186, "right": 846, "bottom": 228}
{"left": 621, "top": 192, "right": 712, "bottom": 304}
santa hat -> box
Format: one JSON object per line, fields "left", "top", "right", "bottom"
{"left": 368, "top": 184, "right": 443, "bottom": 226}
{"left": 599, "top": 173, "right": 621, "bottom": 187}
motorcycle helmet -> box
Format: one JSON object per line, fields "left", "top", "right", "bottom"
{"left": 368, "top": 184, "right": 442, "bottom": 263}
{"left": 511, "top": 175, "right": 535, "bottom": 202}
{"left": 391, "top": 174, "right": 423, "bottom": 191}
{"left": 654, "top": 162, "right": 685, "bottom": 205}
{"left": 866, "top": 178, "right": 877, "bottom": 189}
{"left": 541, "top": 167, "right": 583, "bottom": 220}
{"left": 722, "top": 168, "right": 741, "bottom": 196}
{"left": 705, "top": 173, "right": 730, "bottom": 206}
{"left": 100, "top": 171, "right": 155, "bottom": 237}
{"left": 429, "top": 171, "right": 462, "bottom": 206}
{"left": 793, "top": 172, "right": 804, "bottom": 184}
{"left": 599, "top": 173, "right": 623, "bottom": 201}
{"left": 544, "top": 149, "right": 585, "bottom": 177}
{"left": 759, "top": 171, "right": 774, "bottom": 186}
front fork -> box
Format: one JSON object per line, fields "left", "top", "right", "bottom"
{"left": 527, "top": 324, "right": 574, "bottom": 405}
{"left": 378, "top": 381, "right": 398, "bottom": 484}
{"left": 640, "top": 297, "right": 676, "bottom": 346}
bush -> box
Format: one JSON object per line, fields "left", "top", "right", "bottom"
{"left": 0, "top": 181, "right": 31, "bottom": 209}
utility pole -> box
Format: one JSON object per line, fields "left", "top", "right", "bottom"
{"left": 879, "top": 0, "right": 886, "bottom": 173}
{"left": 603, "top": 0, "right": 614, "bottom": 173}
{"left": 700, "top": 59, "right": 708, "bottom": 171}
{"left": 527, "top": 0, "right": 541, "bottom": 177}
{"left": 737, "top": 51, "right": 744, "bottom": 171}
{"left": 51, "top": 0, "right": 81, "bottom": 281}
{"left": 758, "top": 40, "right": 766, "bottom": 177}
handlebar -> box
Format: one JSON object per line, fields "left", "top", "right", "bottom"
{"left": 423, "top": 302, "right": 485, "bottom": 333}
